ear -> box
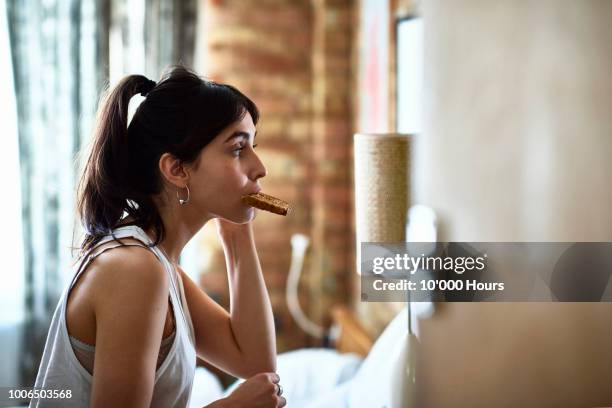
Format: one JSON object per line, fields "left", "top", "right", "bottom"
{"left": 158, "top": 152, "right": 190, "bottom": 188}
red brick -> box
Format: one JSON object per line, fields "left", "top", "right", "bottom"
{"left": 200, "top": 0, "right": 357, "bottom": 353}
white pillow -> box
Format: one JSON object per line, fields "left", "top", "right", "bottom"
{"left": 188, "top": 366, "right": 224, "bottom": 408}
{"left": 347, "top": 306, "right": 409, "bottom": 408}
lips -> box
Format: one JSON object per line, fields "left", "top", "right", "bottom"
{"left": 245, "top": 186, "right": 262, "bottom": 196}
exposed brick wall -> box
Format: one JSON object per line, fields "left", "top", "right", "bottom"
{"left": 310, "top": 0, "right": 356, "bottom": 330}
{"left": 193, "top": 0, "right": 356, "bottom": 354}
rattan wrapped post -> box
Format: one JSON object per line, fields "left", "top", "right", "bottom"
{"left": 354, "top": 133, "right": 410, "bottom": 274}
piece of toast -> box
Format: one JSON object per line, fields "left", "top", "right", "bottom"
{"left": 242, "top": 192, "right": 291, "bottom": 216}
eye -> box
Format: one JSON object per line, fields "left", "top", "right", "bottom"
{"left": 232, "top": 142, "right": 247, "bottom": 157}
{"left": 232, "top": 142, "right": 257, "bottom": 157}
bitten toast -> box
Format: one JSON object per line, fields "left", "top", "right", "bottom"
{"left": 242, "top": 192, "right": 291, "bottom": 216}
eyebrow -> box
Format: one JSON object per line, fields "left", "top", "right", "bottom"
{"left": 225, "top": 130, "right": 258, "bottom": 143}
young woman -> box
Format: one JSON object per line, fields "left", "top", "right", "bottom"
{"left": 30, "top": 66, "right": 286, "bottom": 408}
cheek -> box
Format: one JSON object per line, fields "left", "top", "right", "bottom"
{"left": 197, "top": 162, "right": 244, "bottom": 201}
{"left": 194, "top": 160, "right": 253, "bottom": 222}
{"left": 218, "top": 162, "right": 244, "bottom": 189}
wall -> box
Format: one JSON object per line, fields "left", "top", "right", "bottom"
{"left": 415, "top": 1, "right": 612, "bottom": 406}
{"left": 195, "top": 0, "right": 356, "bottom": 352}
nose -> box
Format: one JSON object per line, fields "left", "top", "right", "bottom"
{"left": 250, "top": 151, "right": 267, "bottom": 181}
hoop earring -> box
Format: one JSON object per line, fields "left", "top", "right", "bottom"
{"left": 177, "top": 185, "right": 190, "bottom": 205}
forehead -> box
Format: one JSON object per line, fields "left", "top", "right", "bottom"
{"left": 228, "top": 112, "right": 255, "bottom": 132}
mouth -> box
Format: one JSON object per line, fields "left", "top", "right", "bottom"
{"left": 241, "top": 187, "right": 262, "bottom": 211}
{"left": 245, "top": 186, "right": 262, "bottom": 196}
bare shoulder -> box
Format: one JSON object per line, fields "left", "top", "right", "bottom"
{"left": 87, "top": 240, "right": 169, "bottom": 310}
{"left": 86, "top": 241, "right": 172, "bottom": 405}
{"left": 67, "top": 239, "right": 169, "bottom": 344}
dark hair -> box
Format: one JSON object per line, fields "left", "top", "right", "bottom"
{"left": 74, "top": 65, "right": 259, "bottom": 257}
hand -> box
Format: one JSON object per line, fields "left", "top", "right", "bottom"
{"left": 223, "top": 372, "right": 286, "bottom": 408}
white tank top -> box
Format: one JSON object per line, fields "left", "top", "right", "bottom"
{"left": 29, "top": 225, "right": 197, "bottom": 407}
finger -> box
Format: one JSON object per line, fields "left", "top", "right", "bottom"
{"left": 277, "top": 396, "right": 287, "bottom": 407}
{"left": 268, "top": 373, "right": 280, "bottom": 383}
{"left": 254, "top": 372, "right": 274, "bottom": 381}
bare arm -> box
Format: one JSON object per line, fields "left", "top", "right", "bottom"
{"left": 179, "top": 220, "right": 276, "bottom": 378}
{"left": 218, "top": 221, "right": 277, "bottom": 374}
{"left": 89, "top": 247, "right": 169, "bottom": 408}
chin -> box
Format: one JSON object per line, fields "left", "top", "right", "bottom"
{"left": 241, "top": 207, "right": 257, "bottom": 223}
{"left": 222, "top": 207, "right": 255, "bottom": 224}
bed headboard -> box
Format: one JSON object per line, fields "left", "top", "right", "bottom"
{"left": 330, "top": 305, "right": 375, "bottom": 357}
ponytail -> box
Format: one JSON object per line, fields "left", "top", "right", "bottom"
{"left": 75, "top": 75, "right": 160, "bottom": 255}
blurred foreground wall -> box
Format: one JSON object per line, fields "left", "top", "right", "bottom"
{"left": 415, "top": 1, "right": 612, "bottom": 406}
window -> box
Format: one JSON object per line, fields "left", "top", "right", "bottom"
{"left": 397, "top": 17, "right": 423, "bottom": 134}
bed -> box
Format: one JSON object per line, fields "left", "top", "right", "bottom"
{"left": 188, "top": 305, "right": 409, "bottom": 408}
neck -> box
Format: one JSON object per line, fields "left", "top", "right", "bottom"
{"left": 122, "top": 201, "right": 211, "bottom": 265}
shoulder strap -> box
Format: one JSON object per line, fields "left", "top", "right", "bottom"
{"left": 89, "top": 242, "right": 150, "bottom": 262}
{"left": 69, "top": 229, "right": 185, "bottom": 324}
{"left": 69, "top": 238, "right": 159, "bottom": 290}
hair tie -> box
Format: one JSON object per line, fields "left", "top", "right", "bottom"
{"left": 140, "top": 78, "right": 157, "bottom": 96}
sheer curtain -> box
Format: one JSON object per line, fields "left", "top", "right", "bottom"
{"left": 5, "top": 0, "right": 195, "bottom": 389}
{"left": 6, "top": 0, "right": 107, "bottom": 388}
{"left": 109, "top": 0, "right": 197, "bottom": 85}
{"left": 0, "top": 0, "right": 25, "bottom": 390}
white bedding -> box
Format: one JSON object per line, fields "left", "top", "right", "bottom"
{"left": 189, "top": 306, "right": 409, "bottom": 408}
{"left": 188, "top": 349, "right": 361, "bottom": 408}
